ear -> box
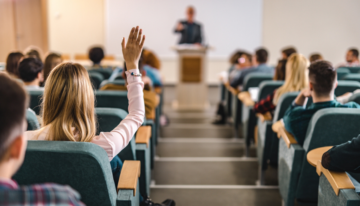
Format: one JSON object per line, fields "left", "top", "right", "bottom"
{"left": 309, "top": 82, "right": 314, "bottom": 91}
{"left": 8, "top": 136, "right": 25, "bottom": 160}
{"left": 334, "top": 80, "right": 338, "bottom": 89}
{"left": 38, "top": 72, "right": 44, "bottom": 82}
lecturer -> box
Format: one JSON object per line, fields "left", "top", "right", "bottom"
{"left": 174, "top": 6, "right": 203, "bottom": 45}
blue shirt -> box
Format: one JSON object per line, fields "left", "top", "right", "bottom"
{"left": 143, "top": 65, "right": 163, "bottom": 87}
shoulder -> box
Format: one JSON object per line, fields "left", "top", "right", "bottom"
{"left": 341, "top": 101, "right": 360, "bottom": 108}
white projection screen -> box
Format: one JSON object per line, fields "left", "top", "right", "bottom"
{"left": 105, "top": 0, "right": 263, "bottom": 58}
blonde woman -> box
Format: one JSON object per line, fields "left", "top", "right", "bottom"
{"left": 254, "top": 53, "right": 309, "bottom": 114}
{"left": 26, "top": 26, "right": 145, "bottom": 186}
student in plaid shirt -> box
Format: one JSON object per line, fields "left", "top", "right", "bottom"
{"left": 0, "top": 73, "right": 84, "bottom": 206}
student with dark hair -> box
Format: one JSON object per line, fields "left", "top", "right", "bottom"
{"left": 18, "top": 58, "right": 44, "bottom": 90}
{"left": 338, "top": 48, "right": 360, "bottom": 67}
{"left": 88, "top": 47, "right": 105, "bottom": 65}
{"left": 282, "top": 60, "right": 360, "bottom": 146}
{"left": 309, "top": 53, "right": 323, "bottom": 63}
{"left": 281, "top": 47, "right": 297, "bottom": 59}
{"left": 230, "top": 47, "right": 273, "bottom": 89}
{"left": 43, "top": 53, "right": 62, "bottom": 83}
{"left": 5, "top": 52, "right": 24, "bottom": 78}
{"left": 0, "top": 73, "right": 84, "bottom": 205}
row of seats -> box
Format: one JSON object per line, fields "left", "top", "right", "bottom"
{"left": 222, "top": 68, "right": 360, "bottom": 206}
{"left": 24, "top": 85, "right": 163, "bottom": 206}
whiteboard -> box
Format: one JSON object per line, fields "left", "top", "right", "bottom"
{"left": 105, "top": 0, "right": 263, "bottom": 58}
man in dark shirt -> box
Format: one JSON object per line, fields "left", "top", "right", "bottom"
{"left": 283, "top": 61, "right": 360, "bottom": 146}
{"left": 0, "top": 73, "right": 84, "bottom": 205}
{"left": 174, "top": 6, "right": 202, "bottom": 44}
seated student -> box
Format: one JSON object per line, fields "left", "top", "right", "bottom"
{"left": 18, "top": 58, "right": 44, "bottom": 90}
{"left": 281, "top": 47, "right": 297, "bottom": 59}
{"left": 5, "top": 52, "right": 24, "bottom": 79}
{"left": 43, "top": 53, "right": 62, "bottom": 84}
{"left": 89, "top": 46, "right": 108, "bottom": 68}
{"left": 309, "top": 53, "right": 323, "bottom": 63}
{"left": 0, "top": 73, "right": 84, "bottom": 205}
{"left": 230, "top": 48, "right": 273, "bottom": 89}
{"left": 143, "top": 48, "right": 161, "bottom": 70}
{"left": 24, "top": 46, "right": 42, "bottom": 61}
{"left": 254, "top": 54, "right": 309, "bottom": 115}
{"left": 272, "top": 47, "right": 297, "bottom": 81}
{"left": 338, "top": 48, "right": 360, "bottom": 68}
{"left": 228, "top": 52, "right": 252, "bottom": 83}
{"left": 142, "top": 59, "right": 163, "bottom": 87}
{"left": 283, "top": 60, "right": 360, "bottom": 146}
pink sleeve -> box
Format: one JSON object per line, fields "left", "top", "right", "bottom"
{"left": 94, "top": 69, "right": 145, "bottom": 160}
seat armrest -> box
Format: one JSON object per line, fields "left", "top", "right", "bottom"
{"left": 224, "top": 82, "right": 240, "bottom": 95}
{"left": 238, "top": 91, "right": 255, "bottom": 106}
{"left": 316, "top": 160, "right": 355, "bottom": 195}
{"left": 135, "top": 126, "right": 152, "bottom": 147}
{"left": 117, "top": 160, "right": 141, "bottom": 196}
{"left": 272, "top": 120, "right": 283, "bottom": 133}
{"left": 274, "top": 123, "right": 298, "bottom": 148}
{"left": 154, "top": 87, "right": 162, "bottom": 94}
{"left": 256, "top": 112, "right": 272, "bottom": 123}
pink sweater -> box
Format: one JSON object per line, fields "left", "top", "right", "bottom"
{"left": 26, "top": 69, "right": 145, "bottom": 161}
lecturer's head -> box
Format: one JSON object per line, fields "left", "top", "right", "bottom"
{"left": 186, "top": 6, "right": 195, "bottom": 22}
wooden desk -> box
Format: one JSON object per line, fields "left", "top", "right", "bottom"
{"left": 307, "top": 146, "right": 355, "bottom": 196}
{"left": 238, "top": 91, "right": 255, "bottom": 107}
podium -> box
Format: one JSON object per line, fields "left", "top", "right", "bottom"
{"left": 172, "top": 45, "right": 209, "bottom": 110}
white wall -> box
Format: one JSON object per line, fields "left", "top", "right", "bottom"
{"left": 263, "top": 0, "right": 360, "bottom": 66}
{"left": 47, "top": 0, "right": 105, "bottom": 56}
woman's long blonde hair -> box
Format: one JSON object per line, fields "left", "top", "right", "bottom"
{"left": 39, "top": 62, "right": 96, "bottom": 142}
{"left": 273, "top": 54, "right": 309, "bottom": 105}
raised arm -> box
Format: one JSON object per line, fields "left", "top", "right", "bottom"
{"left": 97, "top": 26, "right": 146, "bottom": 160}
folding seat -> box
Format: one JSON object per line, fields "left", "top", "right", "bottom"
{"left": 340, "top": 66, "right": 360, "bottom": 74}
{"left": 95, "top": 90, "right": 129, "bottom": 111}
{"left": 277, "top": 108, "right": 360, "bottom": 206}
{"left": 257, "top": 92, "right": 298, "bottom": 184}
{"left": 343, "top": 74, "right": 360, "bottom": 83}
{"left": 26, "top": 108, "right": 40, "bottom": 131}
{"left": 337, "top": 67, "right": 350, "bottom": 80}
{"left": 13, "top": 141, "right": 141, "bottom": 206}
{"left": 28, "top": 90, "right": 43, "bottom": 115}
{"left": 89, "top": 72, "right": 104, "bottom": 90}
{"left": 335, "top": 81, "right": 360, "bottom": 96}
{"left": 96, "top": 108, "right": 152, "bottom": 198}
{"left": 237, "top": 73, "right": 273, "bottom": 139}
{"left": 88, "top": 68, "right": 113, "bottom": 80}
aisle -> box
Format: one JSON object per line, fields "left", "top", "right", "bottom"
{"left": 150, "top": 86, "right": 282, "bottom": 206}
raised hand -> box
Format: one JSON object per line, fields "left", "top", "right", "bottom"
{"left": 121, "top": 26, "right": 146, "bottom": 71}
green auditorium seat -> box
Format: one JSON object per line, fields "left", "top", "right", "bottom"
{"left": 318, "top": 172, "right": 360, "bottom": 206}
{"left": 28, "top": 90, "right": 43, "bottom": 115}
{"left": 343, "top": 74, "right": 360, "bottom": 83}
{"left": 337, "top": 68, "right": 350, "bottom": 80}
{"left": 88, "top": 68, "right": 113, "bottom": 80}
{"left": 95, "top": 90, "right": 129, "bottom": 111}
{"left": 278, "top": 108, "right": 360, "bottom": 206}
{"left": 340, "top": 67, "right": 360, "bottom": 74}
{"left": 115, "top": 73, "right": 124, "bottom": 80}
{"left": 348, "top": 92, "right": 360, "bottom": 104}
{"left": 234, "top": 73, "right": 273, "bottom": 138}
{"left": 100, "top": 79, "right": 126, "bottom": 89}
{"left": 89, "top": 72, "right": 104, "bottom": 90}
{"left": 95, "top": 108, "right": 152, "bottom": 198}
{"left": 257, "top": 92, "right": 298, "bottom": 185}
{"left": 335, "top": 81, "right": 360, "bottom": 96}
{"left": 13, "top": 141, "right": 140, "bottom": 206}
{"left": 244, "top": 80, "right": 283, "bottom": 156}
{"left": 26, "top": 108, "right": 40, "bottom": 131}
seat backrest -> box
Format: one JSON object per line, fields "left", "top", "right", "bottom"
{"left": 26, "top": 109, "right": 40, "bottom": 130}
{"left": 95, "top": 108, "right": 136, "bottom": 161}
{"left": 243, "top": 73, "right": 273, "bottom": 91}
{"left": 272, "top": 92, "right": 299, "bottom": 122}
{"left": 28, "top": 90, "right": 43, "bottom": 115}
{"left": 13, "top": 141, "right": 117, "bottom": 206}
{"left": 335, "top": 80, "right": 360, "bottom": 96}
{"left": 341, "top": 66, "right": 360, "bottom": 74}
{"left": 343, "top": 74, "right": 360, "bottom": 83}
{"left": 296, "top": 108, "right": 360, "bottom": 201}
{"left": 337, "top": 68, "right": 350, "bottom": 80}
{"left": 88, "top": 72, "right": 104, "bottom": 90}
{"left": 100, "top": 79, "right": 126, "bottom": 89}
{"left": 115, "top": 73, "right": 124, "bottom": 80}
{"left": 95, "top": 90, "right": 129, "bottom": 112}
{"left": 88, "top": 68, "right": 113, "bottom": 80}
{"left": 257, "top": 81, "right": 283, "bottom": 100}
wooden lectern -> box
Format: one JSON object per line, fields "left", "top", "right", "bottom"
{"left": 173, "top": 45, "right": 209, "bottom": 110}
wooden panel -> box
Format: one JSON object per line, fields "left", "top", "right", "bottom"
{"left": 117, "top": 160, "right": 141, "bottom": 196}
{"left": 135, "top": 126, "right": 151, "bottom": 147}
{"left": 0, "top": 0, "right": 17, "bottom": 62}
{"left": 181, "top": 57, "right": 202, "bottom": 82}
{"left": 14, "top": 0, "right": 48, "bottom": 55}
